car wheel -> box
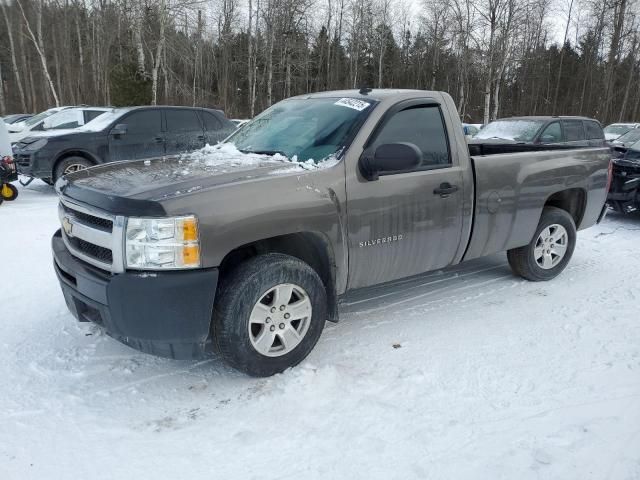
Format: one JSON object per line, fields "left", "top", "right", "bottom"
{"left": 54, "top": 156, "right": 93, "bottom": 182}
{"left": 1, "top": 183, "right": 18, "bottom": 201}
{"left": 213, "top": 253, "right": 327, "bottom": 377}
{"left": 507, "top": 206, "right": 577, "bottom": 281}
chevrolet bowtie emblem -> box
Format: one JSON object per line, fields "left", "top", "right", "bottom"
{"left": 62, "top": 216, "right": 74, "bottom": 237}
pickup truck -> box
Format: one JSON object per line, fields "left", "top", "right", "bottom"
{"left": 52, "top": 89, "right": 611, "bottom": 376}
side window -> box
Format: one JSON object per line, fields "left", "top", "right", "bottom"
{"left": 585, "top": 121, "right": 604, "bottom": 140}
{"left": 121, "top": 110, "right": 162, "bottom": 134}
{"left": 562, "top": 120, "right": 585, "bottom": 141}
{"left": 201, "top": 111, "right": 222, "bottom": 131}
{"left": 539, "top": 122, "right": 562, "bottom": 143}
{"left": 371, "top": 105, "right": 450, "bottom": 169}
{"left": 84, "top": 110, "right": 105, "bottom": 123}
{"left": 166, "top": 109, "right": 202, "bottom": 133}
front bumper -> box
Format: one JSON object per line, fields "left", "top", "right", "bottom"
{"left": 52, "top": 230, "right": 219, "bottom": 359}
{"left": 15, "top": 151, "right": 50, "bottom": 178}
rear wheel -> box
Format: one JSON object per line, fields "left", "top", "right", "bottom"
{"left": 507, "top": 206, "right": 577, "bottom": 281}
{"left": 0, "top": 183, "right": 18, "bottom": 201}
{"left": 213, "top": 253, "right": 327, "bottom": 377}
{"left": 54, "top": 156, "right": 93, "bottom": 182}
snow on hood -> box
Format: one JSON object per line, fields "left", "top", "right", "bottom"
{"left": 63, "top": 143, "right": 342, "bottom": 200}
{"left": 179, "top": 142, "right": 341, "bottom": 173}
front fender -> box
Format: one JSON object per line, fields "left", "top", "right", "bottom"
{"left": 161, "top": 163, "right": 349, "bottom": 293}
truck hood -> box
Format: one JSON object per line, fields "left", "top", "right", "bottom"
{"left": 57, "top": 144, "right": 333, "bottom": 215}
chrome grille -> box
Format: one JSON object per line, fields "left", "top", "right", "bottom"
{"left": 60, "top": 203, "right": 113, "bottom": 231}
{"left": 58, "top": 198, "right": 125, "bottom": 273}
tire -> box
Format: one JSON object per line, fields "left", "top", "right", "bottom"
{"left": 213, "top": 253, "right": 327, "bottom": 377}
{"left": 54, "top": 156, "right": 93, "bottom": 182}
{"left": 507, "top": 206, "right": 577, "bottom": 281}
{"left": 1, "top": 183, "right": 18, "bottom": 201}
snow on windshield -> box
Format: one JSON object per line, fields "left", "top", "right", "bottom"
{"left": 474, "top": 119, "right": 545, "bottom": 142}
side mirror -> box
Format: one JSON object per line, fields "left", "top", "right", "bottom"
{"left": 111, "top": 124, "right": 128, "bottom": 136}
{"left": 359, "top": 142, "right": 422, "bottom": 181}
{"left": 540, "top": 134, "right": 556, "bottom": 144}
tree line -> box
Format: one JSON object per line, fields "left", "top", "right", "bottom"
{"left": 0, "top": 0, "right": 638, "bottom": 124}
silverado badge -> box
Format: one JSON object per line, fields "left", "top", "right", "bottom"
{"left": 359, "top": 234, "right": 404, "bottom": 248}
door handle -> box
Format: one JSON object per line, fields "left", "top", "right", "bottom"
{"left": 433, "top": 182, "right": 459, "bottom": 197}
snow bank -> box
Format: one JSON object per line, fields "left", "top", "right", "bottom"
{"left": 5, "top": 184, "right": 640, "bottom": 479}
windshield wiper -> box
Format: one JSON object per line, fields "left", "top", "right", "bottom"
{"left": 239, "top": 148, "right": 287, "bottom": 157}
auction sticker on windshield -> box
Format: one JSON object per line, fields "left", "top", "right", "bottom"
{"left": 334, "top": 98, "right": 370, "bottom": 111}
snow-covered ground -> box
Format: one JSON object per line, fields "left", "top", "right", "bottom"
{"left": 1, "top": 181, "right": 639, "bottom": 480}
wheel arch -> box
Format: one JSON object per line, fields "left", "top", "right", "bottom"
{"left": 543, "top": 187, "right": 587, "bottom": 228}
{"left": 218, "top": 231, "right": 340, "bottom": 323}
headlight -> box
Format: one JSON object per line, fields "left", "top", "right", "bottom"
{"left": 125, "top": 215, "right": 200, "bottom": 270}
{"left": 23, "top": 138, "right": 48, "bottom": 151}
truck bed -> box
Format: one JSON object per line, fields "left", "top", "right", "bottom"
{"left": 463, "top": 146, "right": 611, "bottom": 261}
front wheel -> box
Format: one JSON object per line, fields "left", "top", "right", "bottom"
{"left": 507, "top": 206, "right": 577, "bottom": 281}
{"left": 212, "top": 253, "right": 327, "bottom": 377}
{"left": 54, "top": 156, "right": 93, "bottom": 182}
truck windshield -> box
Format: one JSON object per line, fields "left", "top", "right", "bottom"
{"left": 226, "top": 97, "right": 375, "bottom": 162}
{"left": 474, "top": 119, "right": 545, "bottom": 142}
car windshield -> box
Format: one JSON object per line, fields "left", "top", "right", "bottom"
{"left": 474, "top": 119, "right": 545, "bottom": 142}
{"left": 24, "top": 110, "right": 58, "bottom": 127}
{"left": 615, "top": 129, "right": 640, "bottom": 144}
{"left": 225, "top": 97, "right": 375, "bottom": 162}
{"left": 604, "top": 125, "right": 632, "bottom": 135}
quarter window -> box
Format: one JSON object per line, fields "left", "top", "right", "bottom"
{"left": 562, "top": 120, "right": 585, "bottom": 141}
{"left": 584, "top": 121, "right": 604, "bottom": 140}
{"left": 371, "top": 105, "right": 450, "bottom": 169}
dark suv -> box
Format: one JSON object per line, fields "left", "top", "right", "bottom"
{"left": 473, "top": 116, "right": 606, "bottom": 146}
{"left": 15, "top": 106, "right": 236, "bottom": 183}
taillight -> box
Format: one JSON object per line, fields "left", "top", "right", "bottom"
{"left": 606, "top": 160, "right": 613, "bottom": 192}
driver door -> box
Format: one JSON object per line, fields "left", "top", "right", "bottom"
{"left": 346, "top": 101, "right": 465, "bottom": 289}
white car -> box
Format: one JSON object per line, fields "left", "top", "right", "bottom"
{"left": 8, "top": 107, "right": 109, "bottom": 144}
{"left": 603, "top": 123, "right": 640, "bottom": 141}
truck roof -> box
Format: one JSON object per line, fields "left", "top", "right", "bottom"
{"left": 114, "top": 105, "right": 224, "bottom": 114}
{"left": 290, "top": 88, "right": 439, "bottom": 101}
{"left": 501, "top": 115, "right": 598, "bottom": 122}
